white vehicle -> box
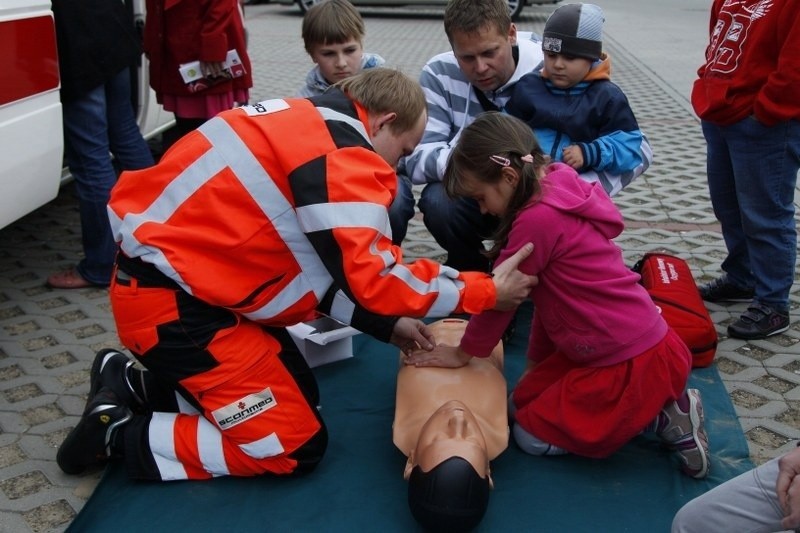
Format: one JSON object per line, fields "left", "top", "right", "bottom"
{"left": 0, "top": 0, "right": 173, "bottom": 230}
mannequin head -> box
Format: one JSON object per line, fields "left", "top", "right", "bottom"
{"left": 407, "top": 457, "right": 490, "bottom": 533}
{"left": 403, "top": 400, "right": 492, "bottom": 482}
{"left": 404, "top": 399, "right": 493, "bottom": 532}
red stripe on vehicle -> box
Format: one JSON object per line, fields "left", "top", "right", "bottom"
{"left": 0, "top": 15, "right": 60, "bottom": 106}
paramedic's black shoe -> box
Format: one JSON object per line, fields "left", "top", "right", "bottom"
{"left": 57, "top": 388, "right": 131, "bottom": 475}
{"left": 90, "top": 349, "right": 147, "bottom": 412}
{"left": 699, "top": 276, "right": 754, "bottom": 303}
{"left": 727, "top": 303, "right": 790, "bottom": 340}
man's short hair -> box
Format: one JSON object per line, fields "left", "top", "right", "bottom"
{"left": 302, "top": 0, "right": 365, "bottom": 55}
{"left": 443, "top": 0, "right": 512, "bottom": 43}
{"left": 334, "top": 68, "right": 425, "bottom": 134}
{"left": 407, "top": 457, "right": 491, "bottom": 533}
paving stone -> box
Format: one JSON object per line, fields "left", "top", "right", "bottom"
{"left": 21, "top": 499, "right": 74, "bottom": 533}
{"left": 0, "top": 471, "right": 51, "bottom": 500}
{"left": 0, "top": 444, "right": 26, "bottom": 469}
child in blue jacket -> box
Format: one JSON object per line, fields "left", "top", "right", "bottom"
{"left": 507, "top": 3, "right": 651, "bottom": 196}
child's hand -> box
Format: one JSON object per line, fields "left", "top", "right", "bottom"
{"left": 561, "top": 145, "right": 584, "bottom": 170}
{"left": 201, "top": 61, "right": 229, "bottom": 79}
{"left": 404, "top": 344, "right": 472, "bottom": 368}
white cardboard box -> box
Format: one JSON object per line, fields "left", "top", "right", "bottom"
{"left": 286, "top": 316, "right": 360, "bottom": 368}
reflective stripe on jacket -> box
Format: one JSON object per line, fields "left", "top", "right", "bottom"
{"left": 108, "top": 90, "right": 496, "bottom": 327}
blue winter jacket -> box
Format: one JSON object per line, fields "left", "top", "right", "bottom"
{"left": 507, "top": 54, "right": 650, "bottom": 194}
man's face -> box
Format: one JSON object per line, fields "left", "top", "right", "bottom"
{"left": 451, "top": 24, "right": 517, "bottom": 92}
{"left": 371, "top": 111, "right": 427, "bottom": 168}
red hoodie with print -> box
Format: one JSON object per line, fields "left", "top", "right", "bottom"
{"left": 691, "top": 0, "right": 800, "bottom": 126}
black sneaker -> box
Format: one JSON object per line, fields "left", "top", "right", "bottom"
{"left": 699, "top": 276, "right": 754, "bottom": 303}
{"left": 91, "top": 349, "right": 147, "bottom": 412}
{"left": 727, "top": 303, "right": 790, "bottom": 340}
{"left": 57, "top": 388, "right": 132, "bottom": 475}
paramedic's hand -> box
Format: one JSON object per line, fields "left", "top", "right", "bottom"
{"left": 777, "top": 447, "right": 800, "bottom": 529}
{"left": 562, "top": 145, "right": 584, "bottom": 170}
{"left": 404, "top": 344, "right": 472, "bottom": 368}
{"left": 391, "top": 318, "right": 435, "bottom": 355}
{"left": 491, "top": 243, "right": 537, "bottom": 311}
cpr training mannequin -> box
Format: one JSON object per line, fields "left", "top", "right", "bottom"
{"left": 394, "top": 318, "right": 508, "bottom": 532}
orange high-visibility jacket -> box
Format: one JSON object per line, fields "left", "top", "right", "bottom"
{"left": 108, "top": 91, "right": 496, "bottom": 330}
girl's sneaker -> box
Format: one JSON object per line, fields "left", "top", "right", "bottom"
{"left": 655, "top": 389, "right": 710, "bottom": 479}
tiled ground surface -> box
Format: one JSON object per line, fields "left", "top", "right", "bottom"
{"left": 0, "top": 4, "right": 798, "bottom": 532}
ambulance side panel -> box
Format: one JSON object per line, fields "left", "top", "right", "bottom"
{"left": 0, "top": 0, "right": 63, "bottom": 230}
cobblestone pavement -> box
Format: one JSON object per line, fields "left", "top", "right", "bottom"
{"left": 1, "top": 4, "right": 799, "bottom": 532}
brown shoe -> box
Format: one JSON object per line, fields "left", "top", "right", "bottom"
{"left": 46, "top": 269, "right": 95, "bottom": 289}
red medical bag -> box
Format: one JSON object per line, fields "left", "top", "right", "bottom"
{"left": 633, "top": 253, "right": 718, "bottom": 368}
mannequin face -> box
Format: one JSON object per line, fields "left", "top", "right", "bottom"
{"left": 404, "top": 400, "right": 492, "bottom": 486}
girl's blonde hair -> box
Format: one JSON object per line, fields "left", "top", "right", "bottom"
{"left": 444, "top": 112, "right": 546, "bottom": 259}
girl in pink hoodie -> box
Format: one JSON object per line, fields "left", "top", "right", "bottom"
{"left": 406, "top": 112, "right": 710, "bottom": 479}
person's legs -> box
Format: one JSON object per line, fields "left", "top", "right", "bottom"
{"left": 105, "top": 68, "right": 154, "bottom": 171}
{"left": 388, "top": 173, "right": 415, "bottom": 245}
{"left": 671, "top": 456, "right": 784, "bottom": 533}
{"left": 722, "top": 118, "right": 800, "bottom": 311}
{"left": 511, "top": 423, "right": 568, "bottom": 456}
{"left": 61, "top": 83, "right": 119, "bottom": 286}
{"left": 715, "top": 119, "right": 800, "bottom": 338}
{"left": 418, "top": 182, "right": 496, "bottom": 272}
{"left": 702, "top": 120, "right": 754, "bottom": 291}
{"left": 121, "top": 337, "right": 326, "bottom": 481}
{"left": 58, "top": 280, "right": 328, "bottom": 480}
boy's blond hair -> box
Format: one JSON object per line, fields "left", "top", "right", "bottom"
{"left": 302, "top": 0, "right": 365, "bottom": 55}
{"left": 443, "top": 0, "right": 511, "bottom": 43}
{"left": 334, "top": 68, "right": 425, "bottom": 134}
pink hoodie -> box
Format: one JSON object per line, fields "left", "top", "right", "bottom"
{"left": 461, "top": 163, "right": 667, "bottom": 366}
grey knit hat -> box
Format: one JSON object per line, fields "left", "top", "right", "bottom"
{"left": 542, "top": 3, "right": 604, "bottom": 60}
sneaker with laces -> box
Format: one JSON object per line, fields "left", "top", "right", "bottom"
{"left": 57, "top": 388, "right": 132, "bottom": 475}
{"left": 90, "top": 349, "right": 147, "bottom": 412}
{"left": 699, "top": 276, "right": 754, "bottom": 303}
{"left": 727, "top": 303, "right": 790, "bottom": 340}
{"left": 655, "top": 389, "right": 709, "bottom": 479}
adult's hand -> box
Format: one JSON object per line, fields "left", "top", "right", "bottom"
{"left": 390, "top": 317, "right": 435, "bottom": 355}
{"left": 491, "top": 243, "right": 537, "bottom": 311}
{"left": 777, "top": 446, "right": 800, "bottom": 529}
{"left": 404, "top": 344, "right": 472, "bottom": 368}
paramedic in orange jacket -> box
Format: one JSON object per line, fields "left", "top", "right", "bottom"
{"left": 56, "top": 68, "right": 536, "bottom": 481}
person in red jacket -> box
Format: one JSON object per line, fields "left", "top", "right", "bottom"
{"left": 692, "top": 0, "right": 800, "bottom": 340}
{"left": 144, "top": 0, "right": 253, "bottom": 150}
{"left": 55, "top": 69, "right": 536, "bottom": 481}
